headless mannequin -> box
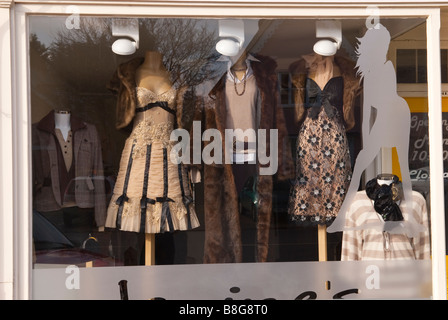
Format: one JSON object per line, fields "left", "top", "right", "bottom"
{"left": 134, "top": 51, "right": 174, "bottom": 126}
{"left": 226, "top": 49, "right": 257, "bottom": 143}
{"left": 134, "top": 51, "right": 176, "bottom": 264}
{"left": 54, "top": 110, "right": 71, "bottom": 141}
{"left": 302, "top": 53, "right": 342, "bottom": 262}
{"left": 54, "top": 109, "right": 105, "bottom": 232}
{"left": 226, "top": 51, "right": 258, "bottom": 205}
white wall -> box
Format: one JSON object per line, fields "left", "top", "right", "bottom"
{"left": 0, "top": 3, "right": 15, "bottom": 300}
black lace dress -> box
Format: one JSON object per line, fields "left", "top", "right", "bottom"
{"left": 288, "top": 76, "right": 352, "bottom": 225}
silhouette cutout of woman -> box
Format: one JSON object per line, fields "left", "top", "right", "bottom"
{"left": 328, "top": 24, "right": 423, "bottom": 236}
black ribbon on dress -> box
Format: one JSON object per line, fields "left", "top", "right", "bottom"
{"left": 156, "top": 196, "right": 174, "bottom": 203}
{"left": 136, "top": 101, "right": 175, "bottom": 116}
{"left": 139, "top": 144, "right": 154, "bottom": 233}
{"left": 116, "top": 144, "right": 135, "bottom": 229}
{"left": 305, "top": 77, "right": 339, "bottom": 119}
{"left": 178, "top": 163, "right": 193, "bottom": 230}
{"left": 159, "top": 148, "right": 175, "bottom": 232}
{"left": 365, "top": 175, "right": 404, "bottom": 222}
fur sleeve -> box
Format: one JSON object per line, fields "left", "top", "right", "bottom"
{"left": 335, "top": 56, "right": 362, "bottom": 131}
{"left": 288, "top": 59, "right": 307, "bottom": 124}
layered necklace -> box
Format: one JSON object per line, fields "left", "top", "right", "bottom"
{"left": 231, "top": 65, "right": 248, "bottom": 96}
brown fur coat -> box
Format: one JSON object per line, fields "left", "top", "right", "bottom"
{"left": 289, "top": 55, "right": 362, "bottom": 131}
{"left": 197, "top": 54, "right": 294, "bottom": 263}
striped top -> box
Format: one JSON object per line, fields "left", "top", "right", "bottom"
{"left": 341, "top": 190, "right": 430, "bottom": 261}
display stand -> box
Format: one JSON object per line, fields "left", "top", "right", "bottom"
{"left": 318, "top": 225, "right": 327, "bottom": 261}
{"left": 145, "top": 234, "right": 155, "bottom": 265}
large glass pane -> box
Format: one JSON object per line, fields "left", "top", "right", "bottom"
{"left": 29, "top": 14, "right": 432, "bottom": 300}
{"left": 417, "top": 49, "right": 428, "bottom": 83}
{"left": 441, "top": 49, "right": 448, "bottom": 84}
{"left": 397, "top": 49, "right": 417, "bottom": 83}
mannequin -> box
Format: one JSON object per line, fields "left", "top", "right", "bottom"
{"left": 226, "top": 50, "right": 258, "bottom": 178}
{"left": 288, "top": 52, "right": 359, "bottom": 227}
{"left": 32, "top": 109, "right": 107, "bottom": 245}
{"left": 341, "top": 174, "right": 430, "bottom": 261}
{"left": 197, "top": 50, "right": 294, "bottom": 263}
{"left": 105, "top": 50, "right": 200, "bottom": 236}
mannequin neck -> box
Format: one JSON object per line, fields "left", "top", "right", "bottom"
{"left": 54, "top": 110, "right": 71, "bottom": 140}
{"left": 377, "top": 179, "right": 393, "bottom": 186}
{"left": 376, "top": 173, "right": 398, "bottom": 186}
{"left": 230, "top": 51, "right": 249, "bottom": 81}
{"left": 230, "top": 51, "right": 248, "bottom": 69}
{"left": 140, "top": 51, "right": 166, "bottom": 74}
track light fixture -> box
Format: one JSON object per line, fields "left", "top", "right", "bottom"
{"left": 313, "top": 20, "right": 342, "bottom": 56}
{"left": 111, "top": 18, "right": 140, "bottom": 55}
{"left": 215, "top": 19, "right": 245, "bottom": 57}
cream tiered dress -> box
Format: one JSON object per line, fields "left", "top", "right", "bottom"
{"left": 106, "top": 86, "right": 199, "bottom": 233}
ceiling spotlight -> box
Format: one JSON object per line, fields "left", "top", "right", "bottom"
{"left": 313, "top": 39, "right": 339, "bottom": 57}
{"left": 313, "top": 20, "right": 342, "bottom": 56}
{"left": 111, "top": 18, "right": 139, "bottom": 55}
{"left": 215, "top": 20, "right": 245, "bottom": 57}
{"left": 112, "top": 38, "right": 138, "bottom": 55}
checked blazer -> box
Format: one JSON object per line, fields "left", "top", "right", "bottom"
{"left": 32, "top": 110, "right": 107, "bottom": 227}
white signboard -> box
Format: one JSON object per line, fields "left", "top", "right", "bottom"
{"left": 33, "top": 260, "right": 432, "bottom": 300}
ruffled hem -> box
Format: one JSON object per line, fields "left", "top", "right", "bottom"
{"left": 105, "top": 194, "right": 200, "bottom": 233}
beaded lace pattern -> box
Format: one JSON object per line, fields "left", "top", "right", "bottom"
{"left": 131, "top": 87, "right": 177, "bottom": 156}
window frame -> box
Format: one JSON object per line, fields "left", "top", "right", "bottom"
{"left": 6, "top": 1, "right": 445, "bottom": 299}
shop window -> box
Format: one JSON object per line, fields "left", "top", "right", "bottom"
{"left": 28, "top": 14, "right": 434, "bottom": 300}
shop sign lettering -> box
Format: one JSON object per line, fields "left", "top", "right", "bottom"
{"left": 65, "top": 265, "right": 80, "bottom": 290}
{"left": 170, "top": 121, "right": 279, "bottom": 176}
{"left": 409, "top": 113, "right": 448, "bottom": 179}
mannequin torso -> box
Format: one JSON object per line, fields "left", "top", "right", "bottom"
{"left": 135, "top": 51, "right": 172, "bottom": 94}
{"left": 134, "top": 51, "right": 174, "bottom": 125}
